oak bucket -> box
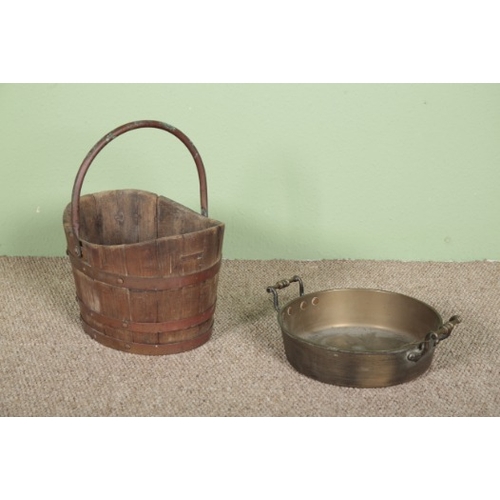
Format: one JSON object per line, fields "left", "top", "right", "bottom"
{"left": 63, "top": 120, "right": 225, "bottom": 355}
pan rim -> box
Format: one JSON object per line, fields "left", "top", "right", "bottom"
{"left": 277, "top": 287, "right": 443, "bottom": 355}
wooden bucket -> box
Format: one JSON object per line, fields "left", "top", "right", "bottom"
{"left": 63, "top": 120, "right": 225, "bottom": 355}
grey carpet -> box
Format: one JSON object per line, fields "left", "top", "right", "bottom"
{"left": 1, "top": 256, "right": 499, "bottom": 416}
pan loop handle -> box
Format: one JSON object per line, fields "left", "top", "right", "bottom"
{"left": 407, "top": 315, "right": 462, "bottom": 362}
{"left": 433, "top": 315, "right": 462, "bottom": 344}
{"left": 266, "top": 276, "right": 304, "bottom": 312}
{"left": 70, "top": 120, "right": 208, "bottom": 257}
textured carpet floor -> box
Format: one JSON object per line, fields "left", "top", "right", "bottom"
{"left": 1, "top": 256, "right": 499, "bottom": 416}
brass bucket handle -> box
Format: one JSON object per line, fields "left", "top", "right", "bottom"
{"left": 70, "top": 120, "right": 208, "bottom": 255}
{"left": 266, "top": 276, "right": 305, "bottom": 312}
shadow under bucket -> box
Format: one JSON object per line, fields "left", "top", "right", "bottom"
{"left": 63, "top": 120, "right": 225, "bottom": 355}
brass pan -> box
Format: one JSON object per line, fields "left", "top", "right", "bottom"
{"left": 267, "top": 276, "right": 461, "bottom": 388}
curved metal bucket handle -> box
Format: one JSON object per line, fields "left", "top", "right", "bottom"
{"left": 70, "top": 120, "right": 208, "bottom": 256}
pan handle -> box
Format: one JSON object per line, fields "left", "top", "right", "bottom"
{"left": 266, "top": 276, "right": 304, "bottom": 312}
{"left": 407, "top": 315, "right": 462, "bottom": 362}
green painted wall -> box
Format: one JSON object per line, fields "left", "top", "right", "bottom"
{"left": 1, "top": 83, "right": 499, "bottom": 260}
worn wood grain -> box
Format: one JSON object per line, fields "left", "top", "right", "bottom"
{"left": 63, "top": 189, "right": 224, "bottom": 355}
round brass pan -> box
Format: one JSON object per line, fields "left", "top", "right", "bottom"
{"left": 267, "top": 276, "right": 461, "bottom": 388}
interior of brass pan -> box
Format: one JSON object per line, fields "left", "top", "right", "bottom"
{"left": 279, "top": 288, "right": 443, "bottom": 352}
